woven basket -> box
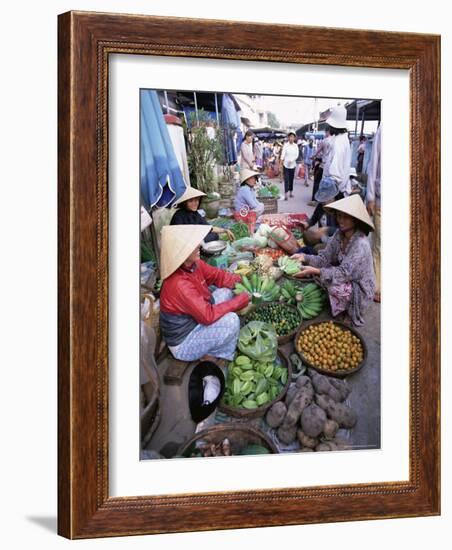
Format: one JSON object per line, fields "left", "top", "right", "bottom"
{"left": 260, "top": 196, "right": 278, "bottom": 214}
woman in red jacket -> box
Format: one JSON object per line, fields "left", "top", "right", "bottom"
{"left": 159, "top": 225, "right": 250, "bottom": 362}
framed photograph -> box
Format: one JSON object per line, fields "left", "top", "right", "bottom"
{"left": 58, "top": 11, "right": 440, "bottom": 539}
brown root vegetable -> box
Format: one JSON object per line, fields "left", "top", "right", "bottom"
{"left": 300, "top": 403, "right": 327, "bottom": 438}
{"left": 323, "top": 419, "right": 339, "bottom": 440}
{"left": 309, "top": 370, "right": 341, "bottom": 403}
{"left": 277, "top": 423, "right": 297, "bottom": 444}
{"left": 328, "top": 402, "right": 357, "bottom": 429}
{"left": 316, "top": 395, "right": 357, "bottom": 429}
{"left": 285, "top": 385, "right": 298, "bottom": 406}
{"left": 329, "top": 378, "right": 351, "bottom": 401}
{"left": 297, "top": 429, "right": 318, "bottom": 449}
{"left": 309, "top": 370, "right": 331, "bottom": 394}
{"left": 295, "top": 375, "right": 311, "bottom": 389}
{"left": 284, "top": 387, "right": 313, "bottom": 427}
{"left": 299, "top": 447, "right": 314, "bottom": 452}
{"left": 266, "top": 401, "right": 287, "bottom": 429}
{"left": 316, "top": 441, "right": 338, "bottom": 452}
{"left": 315, "top": 393, "right": 331, "bottom": 412}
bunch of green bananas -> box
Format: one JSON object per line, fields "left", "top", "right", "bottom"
{"left": 296, "top": 283, "right": 327, "bottom": 319}
{"left": 233, "top": 273, "right": 280, "bottom": 303}
{"left": 279, "top": 280, "right": 303, "bottom": 305}
{"left": 277, "top": 256, "right": 301, "bottom": 275}
{"left": 222, "top": 354, "right": 287, "bottom": 410}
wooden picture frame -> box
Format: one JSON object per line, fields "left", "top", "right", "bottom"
{"left": 58, "top": 11, "right": 440, "bottom": 539}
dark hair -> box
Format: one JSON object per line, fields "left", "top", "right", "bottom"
{"left": 332, "top": 210, "right": 371, "bottom": 236}
{"left": 326, "top": 124, "right": 348, "bottom": 136}
{"left": 355, "top": 220, "right": 371, "bottom": 236}
{"left": 243, "top": 130, "right": 254, "bottom": 141}
{"left": 180, "top": 197, "right": 200, "bottom": 210}
{"left": 241, "top": 176, "right": 257, "bottom": 187}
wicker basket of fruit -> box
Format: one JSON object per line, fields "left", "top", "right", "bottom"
{"left": 178, "top": 424, "right": 278, "bottom": 457}
{"left": 295, "top": 320, "right": 367, "bottom": 378}
{"left": 242, "top": 301, "right": 302, "bottom": 344}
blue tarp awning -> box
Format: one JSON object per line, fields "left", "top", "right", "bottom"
{"left": 140, "top": 90, "right": 187, "bottom": 208}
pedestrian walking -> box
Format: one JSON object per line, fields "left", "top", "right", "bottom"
{"left": 280, "top": 131, "right": 299, "bottom": 200}
{"left": 302, "top": 138, "right": 316, "bottom": 186}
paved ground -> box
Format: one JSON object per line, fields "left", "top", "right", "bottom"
{"left": 145, "top": 172, "right": 381, "bottom": 457}
{"left": 267, "top": 172, "right": 381, "bottom": 450}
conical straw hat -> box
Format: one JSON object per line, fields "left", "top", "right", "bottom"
{"left": 325, "top": 105, "right": 347, "bottom": 129}
{"left": 324, "top": 194, "right": 374, "bottom": 232}
{"left": 173, "top": 186, "right": 206, "bottom": 207}
{"left": 240, "top": 169, "right": 261, "bottom": 185}
{"left": 160, "top": 224, "right": 211, "bottom": 279}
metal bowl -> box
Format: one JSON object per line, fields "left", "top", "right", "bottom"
{"left": 201, "top": 240, "right": 227, "bottom": 255}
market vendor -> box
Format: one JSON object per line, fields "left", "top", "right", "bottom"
{"left": 291, "top": 194, "right": 375, "bottom": 326}
{"left": 170, "top": 187, "right": 235, "bottom": 242}
{"left": 234, "top": 169, "right": 265, "bottom": 216}
{"left": 299, "top": 176, "right": 340, "bottom": 248}
{"left": 159, "top": 225, "right": 250, "bottom": 362}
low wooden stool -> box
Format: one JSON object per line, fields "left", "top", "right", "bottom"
{"left": 163, "top": 357, "right": 191, "bottom": 385}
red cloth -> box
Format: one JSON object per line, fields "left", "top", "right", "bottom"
{"left": 160, "top": 260, "right": 249, "bottom": 325}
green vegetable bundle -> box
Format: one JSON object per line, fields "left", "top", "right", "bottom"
{"left": 230, "top": 221, "right": 249, "bottom": 239}
{"left": 238, "top": 321, "right": 278, "bottom": 363}
{"left": 140, "top": 238, "right": 156, "bottom": 263}
{"left": 233, "top": 273, "right": 280, "bottom": 303}
{"left": 268, "top": 183, "right": 280, "bottom": 198}
{"left": 222, "top": 354, "right": 288, "bottom": 409}
{"left": 257, "top": 187, "right": 273, "bottom": 198}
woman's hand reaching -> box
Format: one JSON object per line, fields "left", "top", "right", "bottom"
{"left": 290, "top": 253, "right": 305, "bottom": 263}
{"left": 295, "top": 266, "right": 320, "bottom": 278}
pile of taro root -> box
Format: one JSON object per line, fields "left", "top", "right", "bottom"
{"left": 265, "top": 368, "right": 357, "bottom": 451}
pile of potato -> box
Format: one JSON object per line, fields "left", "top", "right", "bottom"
{"left": 265, "top": 368, "right": 357, "bottom": 451}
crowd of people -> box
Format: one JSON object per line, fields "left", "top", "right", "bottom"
{"left": 158, "top": 104, "right": 381, "bottom": 363}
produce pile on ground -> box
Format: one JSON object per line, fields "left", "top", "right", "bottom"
{"left": 252, "top": 254, "right": 283, "bottom": 280}
{"left": 279, "top": 280, "right": 327, "bottom": 320}
{"left": 222, "top": 354, "right": 288, "bottom": 410}
{"left": 255, "top": 248, "right": 286, "bottom": 261}
{"left": 296, "top": 321, "right": 364, "bottom": 373}
{"left": 230, "top": 256, "right": 282, "bottom": 281}
{"left": 233, "top": 274, "right": 280, "bottom": 303}
{"left": 244, "top": 302, "right": 301, "bottom": 337}
{"left": 265, "top": 368, "right": 357, "bottom": 451}
{"left": 231, "top": 260, "right": 254, "bottom": 277}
